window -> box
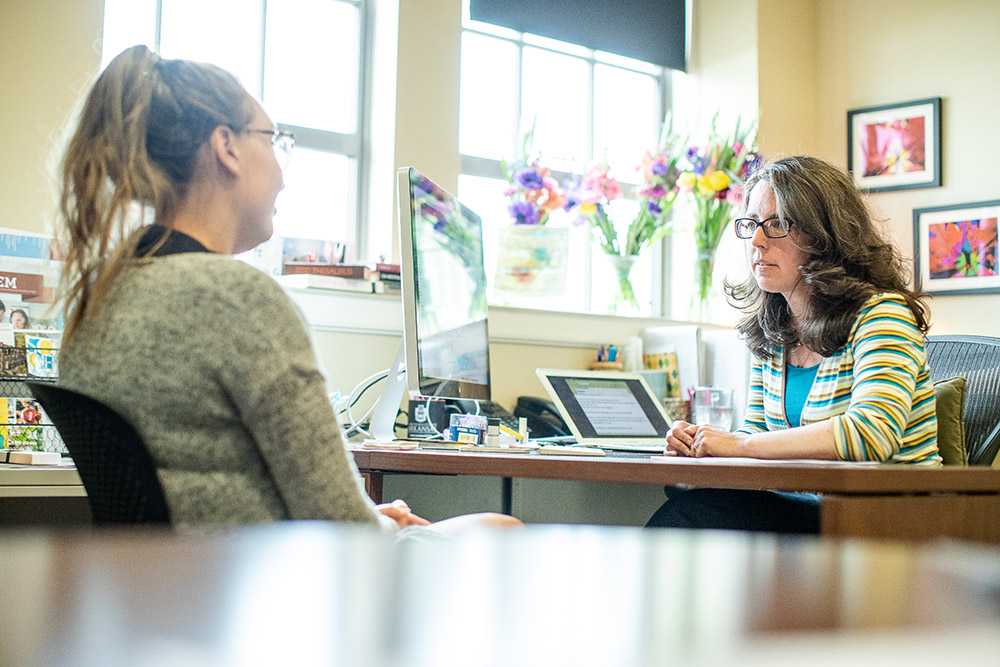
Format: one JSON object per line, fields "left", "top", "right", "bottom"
{"left": 100, "top": 0, "right": 368, "bottom": 261}
{"left": 457, "top": 5, "right": 673, "bottom": 316}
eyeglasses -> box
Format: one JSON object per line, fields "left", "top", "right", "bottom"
{"left": 734, "top": 216, "right": 793, "bottom": 239}
{"left": 245, "top": 128, "right": 295, "bottom": 169}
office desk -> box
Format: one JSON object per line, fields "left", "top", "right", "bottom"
{"left": 1, "top": 523, "right": 998, "bottom": 666}
{"left": 352, "top": 449, "right": 1000, "bottom": 543}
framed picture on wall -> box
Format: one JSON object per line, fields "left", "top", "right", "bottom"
{"left": 913, "top": 200, "right": 1000, "bottom": 295}
{"left": 847, "top": 97, "right": 941, "bottom": 193}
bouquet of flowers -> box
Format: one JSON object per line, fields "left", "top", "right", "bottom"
{"left": 678, "top": 114, "right": 759, "bottom": 316}
{"left": 502, "top": 125, "right": 566, "bottom": 225}
{"left": 566, "top": 127, "right": 685, "bottom": 311}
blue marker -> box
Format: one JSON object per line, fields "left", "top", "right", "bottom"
{"left": 608, "top": 345, "right": 618, "bottom": 362}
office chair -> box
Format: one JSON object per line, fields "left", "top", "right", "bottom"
{"left": 925, "top": 335, "right": 1000, "bottom": 466}
{"left": 27, "top": 382, "right": 171, "bottom": 526}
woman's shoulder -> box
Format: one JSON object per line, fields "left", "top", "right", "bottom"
{"left": 856, "top": 292, "right": 915, "bottom": 320}
{"left": 848, "top": 292, "right": 923, "bottom": 343}
{"left": 141, "top": 254, "right": 282, "bottom": 290}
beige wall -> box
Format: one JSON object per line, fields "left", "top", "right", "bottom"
{"left": 0, "top": 0, "right": 104, "bottom": 235}
{"left": 775, "top": 0, "right": 1000, "bottom": 335}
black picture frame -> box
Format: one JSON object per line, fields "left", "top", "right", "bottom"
{"left": 912, "top": 199, "right": 1000, "bottom": 296}
{"left": 847, "top": 97, "right": 941, "bottom": 193}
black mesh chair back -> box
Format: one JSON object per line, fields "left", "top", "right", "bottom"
{"left": 27, "top": 382, "right": 171, "bottom": 526}
{"left": 925, "top": 335, "right": 1000, "bottom": 466}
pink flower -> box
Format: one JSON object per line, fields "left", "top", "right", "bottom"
{"left": 582, "top": 163, "right": 622, "bottom": 203}
{"left": 725, "top": 182, "right": 744, "bottom": 206}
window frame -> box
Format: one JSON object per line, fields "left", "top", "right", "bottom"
{"left": 458, "top": 15, "right": 674, "bottom": 316}
{"left": 102, "top": 0, "right": 370, "bottom": 260}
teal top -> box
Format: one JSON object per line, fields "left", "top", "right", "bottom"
{"left": 784, "top": 362, "right": 819, "bottom": 428}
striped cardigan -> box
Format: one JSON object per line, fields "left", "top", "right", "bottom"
{"left": 736, "top": 293, "right": 941, "bottom": 465}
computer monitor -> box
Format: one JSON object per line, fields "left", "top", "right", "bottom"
{"left": 368, "top": 167, "right": 492, "bottom": 439}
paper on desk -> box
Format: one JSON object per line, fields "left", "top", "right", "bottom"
{"left": 361, "top": 440, "right": 419, "bottom": 450}
{"left": 648, "top": 456, "right": 882, "bottom": 466}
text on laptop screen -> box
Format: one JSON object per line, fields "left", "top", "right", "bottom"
{"left": 549, "top": 376, "right": 666, "bottom": 439}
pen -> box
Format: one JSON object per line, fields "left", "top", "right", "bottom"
{"left": 597, "top": 345, "right": 605, "bottom": 362}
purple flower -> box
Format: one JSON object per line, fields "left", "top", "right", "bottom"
{"left": 650, "top": 161, "right": 668, "bottom": 176}
{"left": 415, "top": 177, "right": 435, "bottom": 194}
{"left": 433, "top": 218, "right": 447, "bottom": 232}
{"left": 508, "top": 200, "right": 539, "bottom": 225}
{"left": 647, "top": 201, "right": 662, "bottom": 215}
{"left": 514, "top": 167, "right": 544, "bottom": 190}
{"left": 646, "top": 185, "right": 667, "bottom": 200}
{"left": 686, "top": 147, "right": 708, "bottom": 175}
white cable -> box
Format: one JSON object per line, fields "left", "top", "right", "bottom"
{"left": 341, "top": 369, "right": 389, "bottom": 439}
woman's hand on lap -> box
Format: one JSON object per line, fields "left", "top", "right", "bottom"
{"left": 377, "top": 499, "right": 431, "bottom": 528}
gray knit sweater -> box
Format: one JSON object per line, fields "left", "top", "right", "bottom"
{"left": 60, "top": 253, "right": 387, "bottom": 530}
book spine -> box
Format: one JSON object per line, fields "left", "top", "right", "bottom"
{"left": 377, "top": 271, "right": 402, "bottom": 282}
{"left": 375, "top": 262, "right": 401, "bottom": 275}
{"left": 278, "top": 274, "right": 376, "bottom": 293}
{"left": 282, "top": 263, "right": 372, "bottom": 279}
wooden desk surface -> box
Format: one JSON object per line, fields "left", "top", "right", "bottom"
{"left": 1, "top": 523, "right": 997, "bottom": 666}
{"left": 353, "top": 448, "right": 1000, "bottom": 543}
{"left": 352, "top": 448, "right": 1000, "bottom": 494}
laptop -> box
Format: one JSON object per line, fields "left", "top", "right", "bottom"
{"left": 535, "top": 368, "right": 672, "bottom": 453}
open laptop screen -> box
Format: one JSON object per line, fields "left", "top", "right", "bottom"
{"left": 540, "top": 371, "right": 670, "bottom": 440}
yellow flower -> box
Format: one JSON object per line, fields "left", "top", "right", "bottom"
{"left": 696, "top": 175, "right": 712, "bottom": 195}
{"left": 578, "top": 202, "right": 598, "bottom": 215}
{"left": 707, "top": 169, "right": 730, "bottom": 191}
{"left": 678, "top": 172, "right": 697, "bottom": 189}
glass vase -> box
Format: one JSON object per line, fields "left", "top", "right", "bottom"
{"left": 606, "top": 253, "right": 640, "bottom": 316}
{"left": 693, "top": 249, "right": 715, "bottom": 320}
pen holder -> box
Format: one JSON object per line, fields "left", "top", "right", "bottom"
{"left": 589, "top": 361, "right": 624, "bottom": 371}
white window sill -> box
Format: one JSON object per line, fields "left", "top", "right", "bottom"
{"left": 282, "top": 286, "right": 726, "bottom": 349}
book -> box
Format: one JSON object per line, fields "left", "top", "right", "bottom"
{"left": 377, "top": 271, "right": 402, "bottom": 283}
{"left": 277, "top": 273, "right": 376, "bottom": 293}
{"left": 375, "top": 262, "right": 400, "bottom": 275}
{"left": 282, "top": 262, "right": 375, "bottom": 280}
{"left": 374, "top": 280, "right": 401, "bottom": 295}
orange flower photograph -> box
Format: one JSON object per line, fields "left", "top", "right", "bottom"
{"left": 914, "top": 201, "right": 1000, "bottom": 295}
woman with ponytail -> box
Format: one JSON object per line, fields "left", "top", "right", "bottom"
{"left": 57, "top": 46, "right": 518, "bottom": 532}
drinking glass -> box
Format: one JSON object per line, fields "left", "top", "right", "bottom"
{"left": 692, "top": 387, "right": 733, "bottom": 430}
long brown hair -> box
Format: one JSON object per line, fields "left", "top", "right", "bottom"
{"left": 57, "top": 45, "right": 254, "bottom": 338}
{"left": 725, "top": 156, "right": 930, "bottom": 359}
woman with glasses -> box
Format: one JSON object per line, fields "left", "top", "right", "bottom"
{"left": 55, "top": 45, "right": 518, "bottom": 533}
{"left": 647, "top": 155, "right": 939, "bottom": 532}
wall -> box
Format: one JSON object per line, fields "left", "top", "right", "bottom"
{"left": 808, "top": 0, "right": 1000, "bottom": 335}
{"left": 0, "top": 0, "right": 104, "bottom": 235}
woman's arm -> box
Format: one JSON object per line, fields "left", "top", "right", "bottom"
{"left": 691, "top": 419, "right": 837, "bottom": 459}
{"left": 216, "top": 268, "right": 388, "bottom": 526}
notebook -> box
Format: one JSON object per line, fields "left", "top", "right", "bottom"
{"left": 535, "top": 368, "right": 672, "bottom": 453}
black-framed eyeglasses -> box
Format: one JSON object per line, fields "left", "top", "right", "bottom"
{"left": 245, "top": 128, "right": 295, "bottom": 169}
{"left": 734, "top": 216, "right": 793, "bottom": 239}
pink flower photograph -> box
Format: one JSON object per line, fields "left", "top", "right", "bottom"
{"left": 848, "top": 98, "right": 940, "bottom": 193}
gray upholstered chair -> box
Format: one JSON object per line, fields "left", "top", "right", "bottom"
{"left": 925, "top": 335, "right": 1000, "bottom": 467}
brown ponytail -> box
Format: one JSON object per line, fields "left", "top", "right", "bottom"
{"left": 57, "top": 45, "right": 254, "bottom": 338}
